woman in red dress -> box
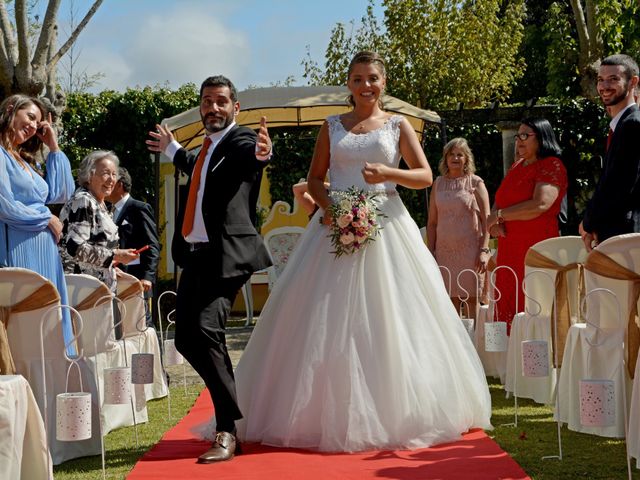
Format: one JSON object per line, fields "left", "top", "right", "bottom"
{"left": 486, "top": 118, "right": 568, "bottom": 332}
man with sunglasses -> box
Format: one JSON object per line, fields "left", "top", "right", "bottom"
{"left": 580, "top": 54, "right": 640, "bottom": 250}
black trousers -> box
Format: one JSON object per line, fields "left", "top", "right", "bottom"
{"left": 175, "top": 250, "right": 250, "bottom": 434}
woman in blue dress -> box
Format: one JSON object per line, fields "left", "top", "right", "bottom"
{"left": 0, "top": 94, "right": 75, "bottom": 350}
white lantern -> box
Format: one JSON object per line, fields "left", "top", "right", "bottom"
{"left": 461, "top": 318, "right": 475, "bottom": 339}
{"left": 164, "top": 339, "right": 183, "bottom": 366}
{"left": 521, "top": 340, "right": 549, "bottom": 377}
{"left": 484, "top": 321, "right": 508, "bottom": 352}
{"left": 580, "top": 379, "right": 615, "bottom": 427}
{"left": 56, "top": 392, "right": 92, "bottom": 441}
{"left": 103, "top": 367, "right": 131, "bottom": 405}
{"left": 131, "top": 353, "right": 154, "bottom": 384}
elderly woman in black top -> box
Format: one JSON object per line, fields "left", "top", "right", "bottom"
{"left": 59, "top": 150, "right": 138, "bottom": 292}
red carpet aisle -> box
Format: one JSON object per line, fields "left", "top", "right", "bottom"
{"left": 127, "top": 390, "right": 530, "bottom": 480}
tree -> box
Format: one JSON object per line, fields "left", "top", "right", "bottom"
{"left": 302, "top": 2, "right": 387, "bottom": 87}
{"left": 509, "top": 0, "right": 556, "bottom": 103}
{"left": 0, "top": 0, "right": 103, "bottom": 111}
{"left": 303, "top": 0, "right": 526, "bottom": 110}
{"left": 58, "top": 0, "right": 105, "bottom": 94}
{"left": 544, "top": 0, "right": 640, "bottom": 100}
{"left": 62, "top": 84, "right": 200, "bottom": 200}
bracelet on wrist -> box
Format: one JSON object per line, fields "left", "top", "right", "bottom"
{"left": 497, "top": 209, "right": 505, "bottom": 224}
{"left": 479, "top": 247, "right": 491, "bottom": 254}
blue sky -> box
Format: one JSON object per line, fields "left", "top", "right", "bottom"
{"left": 49, "top": 0, "right": 385, "bottom": 92}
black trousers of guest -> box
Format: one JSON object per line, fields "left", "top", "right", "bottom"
{"left": 174, "top": 250, "right": 250, "bottom": 434}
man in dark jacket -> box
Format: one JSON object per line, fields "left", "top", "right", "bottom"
{"left": 581, "top": 54, "right": 640, "bottom": 250}
{"left": 107, "top": 167, "right": 160, "bottom": 326}
{"left": 146, "top": 75, "right": 272, "bottom": 463}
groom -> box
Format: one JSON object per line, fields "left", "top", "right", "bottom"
{"left": 147, "top": 75, "right": 272, "bottom": 463}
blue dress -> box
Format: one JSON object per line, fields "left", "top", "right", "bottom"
{"left": 0, "top": 147, "right": 75, "bottom": 351}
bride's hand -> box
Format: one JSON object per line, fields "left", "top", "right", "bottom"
{"left": 320, "top": 209, "right": 333, "bottom": 226}
{"left": 362, "top": 162, "right": 388, "bottom": 184}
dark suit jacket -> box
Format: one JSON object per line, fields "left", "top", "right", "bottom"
{"left": 171, "top": 125, "right": 272, "bottom": 277}
{"left": 116, "top": 196, "right": 161, "bottom": 285}
{"left": 583, "top": 104, "right": 640, "bottom": 241}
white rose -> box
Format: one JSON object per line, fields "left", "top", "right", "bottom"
{"left": 340, "top": 232, "right": 355, "bottom": 245}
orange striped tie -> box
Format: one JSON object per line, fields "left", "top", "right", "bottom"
{"left": 181, "top": 136, "right": 212, "bottom": 238}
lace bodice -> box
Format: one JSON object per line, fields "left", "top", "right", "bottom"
{"left": 327, "top": 114, "right": 403, "bottom": 192}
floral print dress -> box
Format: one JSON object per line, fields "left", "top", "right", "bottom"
{"left": 59, "top": 187, "right": 120, "bottom": 292}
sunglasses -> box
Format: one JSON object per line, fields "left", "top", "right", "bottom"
{"left": 514, "top": 132, "right": 536, "bottom": 141}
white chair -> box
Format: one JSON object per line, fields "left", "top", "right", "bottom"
{"left": 505, "top": 236, "right": 586, "bottom": 405}
{"left": 1, "top": 267, "right": 102, "bottom": 465}
{"left": 65, "top": 273, "right": 149, "bottom": 434}
{"left": 263, "top": 226, "right": 305, "bottom": 290}
{"left": 64, "top": 274, "right": 116, "bottom": 357}
{"left": 116, "top": 272, "right": 168, "bottom": 401}
{"left": 557, "top": 233, "right": 640, "bottom": 438}
{"left": 116, "top": 271, "right": 146, "bottom": 338}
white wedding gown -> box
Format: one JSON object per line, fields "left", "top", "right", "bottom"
{"left": 234, "top": 115, "right": 492, "bottom": 452}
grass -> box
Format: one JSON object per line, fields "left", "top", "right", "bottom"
{"left": 53, "top": 384, "right": 204, "bottom": 480}
{"left": 488, "top": 379, "right": 639, "bottom": 479}
{"left": 52, "top": 378, "right": 639, "bottom": 479}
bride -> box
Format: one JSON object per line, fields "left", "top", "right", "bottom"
{"left": 234, "top": 51, "right": 492, "bottom": 452}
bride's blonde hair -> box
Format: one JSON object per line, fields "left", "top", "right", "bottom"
{"left": 346, "top": 51, "right": 386, "bottom": 109}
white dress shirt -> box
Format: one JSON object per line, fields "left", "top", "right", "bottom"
{"left": 165, "top": 122, "right": 236, "bottom": 243}
{"left": 610, "top": 101, "right": 636, "bottom": 132}
{"left": 112, "top": 193, "right": 130, "bottom": 224}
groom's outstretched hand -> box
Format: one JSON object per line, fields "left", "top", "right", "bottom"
{"left": 256, "top": 116, "right": 272, "bottom": 160}
{"left": 146, "top": 124, "right": 174, "bottom": 153}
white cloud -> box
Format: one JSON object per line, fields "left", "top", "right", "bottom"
{"left": 72, "top": 5, "right": 251, "bottom": 92}
{"left": 123, "top": 10, "right": 251, "bottom": 89}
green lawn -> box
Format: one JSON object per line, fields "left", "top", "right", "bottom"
{"left": 52, "top": 379, "right": 639, "bottom": 479}
{"left": 488, "top": 380, "right": 638, "bottom": 479}
{"left": 53, "top": 384, "right": 203, "bottom": 480}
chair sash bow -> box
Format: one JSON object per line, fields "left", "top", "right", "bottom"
{"left": 524, "top": 249, "right": 584, "bottom": 367}
{"left": 73, "top": 284, "right": 112, "bottom": 311}
{"left": 584, "top": 250, "right": 640, "bottom": 378}
{"left": 116, "top": 281, "right": 144, "bottom": 302}
{"left": 0, "top": 283, "right": 60, "bottom": 375}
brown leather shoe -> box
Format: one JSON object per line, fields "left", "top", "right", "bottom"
{"left": 197, "top": 432, "right": 237, "bottom": 464}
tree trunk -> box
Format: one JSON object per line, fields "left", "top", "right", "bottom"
{"left": 0, "top": 0, "right": 103, "bottom": 118}
{"left": 570, "top": 0, "right": 602, "bottom": 101}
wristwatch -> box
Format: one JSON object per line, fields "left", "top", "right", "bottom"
{"left": 497, "top": 209, "right": 505, "bottom": 224}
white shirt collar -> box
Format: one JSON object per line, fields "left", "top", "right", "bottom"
{"left": 610, "top": 101, "right": 636, "bottom": 131}
{"left": 114, "top": 193, "right": 130, "bottom": 212}
{"left": 204, "top": 121, "right": 236, "bottom": 146}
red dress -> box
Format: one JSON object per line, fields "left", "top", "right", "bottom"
{"left": 493, "top": 156, "right": 568, "bottom": 332}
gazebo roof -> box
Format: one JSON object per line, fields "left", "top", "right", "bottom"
{"left": 161, "top": 85, "right": 440, "bottom": 150}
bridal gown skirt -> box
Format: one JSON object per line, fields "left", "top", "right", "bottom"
{"left": 235, "top": 195, "right": 492, "bottom": 452}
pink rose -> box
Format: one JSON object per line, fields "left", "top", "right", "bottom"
{"left": 340, "top": 232, "right": 355, "bottom": 245}
{"left": 352, "top": 219, "right": 364, "bottom": 228}
{"left": 337, "top": 213, "right": 353, "bottom": 228}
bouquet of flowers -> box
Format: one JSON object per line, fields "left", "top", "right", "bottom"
{"left": 325, "top": 188, "right": 385, "bottom": 257}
